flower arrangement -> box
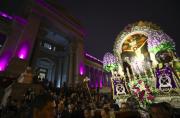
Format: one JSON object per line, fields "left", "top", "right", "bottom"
{"left": 128, "top": 78, "right": 156, "bottom": 106}
{"left": 103, "top": 52, "right": 118, "bottom": 72}
{"left": 113, "top": 21, "right": 176, "bottom": 56}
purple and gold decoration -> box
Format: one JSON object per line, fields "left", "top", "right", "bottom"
{"left": 103, "top": 21, "right": 180, "bottom": 109}
{"left": 155, "top": 64, "right": 177, "bottom": 92}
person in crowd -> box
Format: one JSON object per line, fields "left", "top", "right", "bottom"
{"left": 93, "top": 109, "right": 102, "bottom": 118}
{"left": 149, "top": 102, "right": 173, "bottom": 118}
{"left": 33, "top": 94, "right": 55, "bottom": 118}
{"left": 110, "top": 99, "right": 119, "bottom": 111}
{"left": 56, "top": 100, "right": 69, "bottom": 118}
{"left": 101, "top": 106, "right": 110, "bottom": 118}
{"left": 84, "top": 107, "right": 93, "bottom": 118}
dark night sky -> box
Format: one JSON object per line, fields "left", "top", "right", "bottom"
{"left": 60, "top": 0, "right": 180, "bottom": 60}
{"left": 1, "top": 0, "right": 179, "bottom": 60}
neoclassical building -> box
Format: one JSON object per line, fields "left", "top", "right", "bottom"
{"left": 0, "top": 0, "right": 84, "bottom": 87}
{"left": 0, "top": 0, "right": 109, "bottom": 89}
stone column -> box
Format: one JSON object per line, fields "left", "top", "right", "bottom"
{"left": 16, "top": 12, "right": 41, "bottom": 61}
{"left": 68, "top": 43, "right": 75, "bottom": 86}
{"left": 51, "top": 64, "right": 55, "bottom": 84}
{"left": 74, "top": 40, "right": 84, "bottom": 83}
{"left": 62, "top": 55, "right": 69, "bottom": 86}
{"left": 68, "top": 38, "right": 84, "bottom": 87}
{"left": 56, "top": 58, "right": 62, "bottom": 88}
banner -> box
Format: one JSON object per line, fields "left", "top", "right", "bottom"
{"left": 111, "top": 75, "right": 128, "bottom": 99}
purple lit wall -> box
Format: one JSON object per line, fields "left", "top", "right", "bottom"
{"left": 13, "top": 16, "right": 27, "bottom": 25}
{"left": 79, "top": 62, "right": 85, "bottom": 75}
{"left": 100, "top": 79, "right": 103, "bottom": 88}
{"left": 0, "top": 11, "right": 27, "bottom": 25}
{"left": 0, "top": 53, "right": 11, "bottom": 72}
{"left": 95, "top": 80, "right": 98, "bottom": 88}
{"left": 0, "top": 58, "right": 7, "bottom": 71}
{"left": 17, "top": 43, "right": 29, "bottom": 60}
{"left": 85, "top": 64, "right": 111, "bottom": 89}
{"left": 0, "top": 11, "right": 12, "bottom": 20}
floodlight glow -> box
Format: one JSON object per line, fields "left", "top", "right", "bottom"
{"left": 17, "top": 44, "right": 29, "bottom": 60}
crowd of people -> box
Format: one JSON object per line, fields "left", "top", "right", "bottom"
{"left": 34, "top": 82, "right": 119, "bottom": 118}
{"left": 0, "top": 87, "right": 36, "bottom": 118}
{"left": 0, "top": 80, "right": 180, "bottom": 118}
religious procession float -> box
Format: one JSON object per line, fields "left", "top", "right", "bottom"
{"left": 103, "top": 21, "right": 180, "bottom": 110}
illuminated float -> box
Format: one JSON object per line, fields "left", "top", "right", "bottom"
{"left": 103, "top": 21, "right": 180, "bottom": 109}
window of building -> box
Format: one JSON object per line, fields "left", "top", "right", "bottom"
{"left": 41, "top": 41, "right": 56, "bottom": 51}
{"left": 44, "top": 42, "right": 52, "bottom": 50}
{"left": 37, "top": 67, "right": 48, "bottom": 82}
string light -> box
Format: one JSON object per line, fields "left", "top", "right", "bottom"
{"left": 85, "top": 53, "right": 103, "bottom": 63}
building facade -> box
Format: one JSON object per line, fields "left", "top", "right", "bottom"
{"left": 0, "top": 0, "right": 110, "bottom": 89}
{"left": 84, "top": 53, "right": 111, "bottom": 89}
{"left": 0, "top": 0, "right": 85, "bottom": 87}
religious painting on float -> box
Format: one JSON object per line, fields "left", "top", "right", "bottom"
{"left": 121, "top": 33, "right": 152, "bottom": 79}
{"left": 122, "top": 34, "right": 148, "bottom": 54}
